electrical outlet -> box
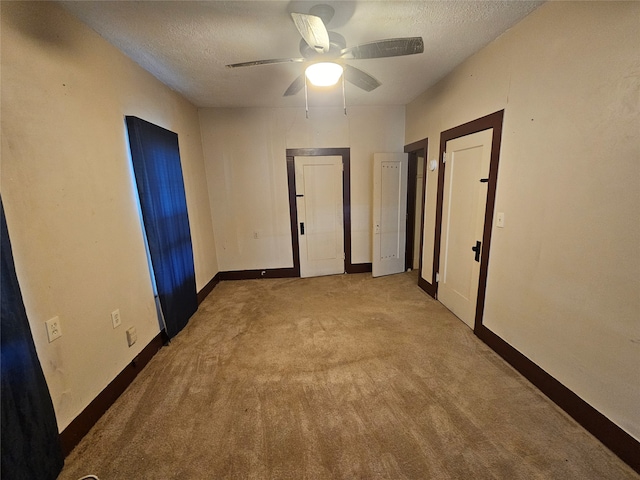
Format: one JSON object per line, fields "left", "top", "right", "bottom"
{"left": 126, "top": 326, "right": 137, "bottom": 347}
{"left": 111, "top": 309, "right": 121, "bottom": 328}
{"left": 45, "top": 316, "right": 62, "bottom": 343}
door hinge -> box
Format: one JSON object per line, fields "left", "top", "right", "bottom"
{"left": 343, "top": 252, "right": 345, "bottom": 260}
{"left": 435, "top": 272, "right": 440, "bottom": 282}
{"left": 442, "top": 152, "right": 446, "bottom": 164}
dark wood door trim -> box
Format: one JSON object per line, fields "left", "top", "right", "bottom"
{"left": 286, "top": 156, "right": 302, "bottom": 278}
{"left": 404, "top": 138, "right": 431, "bottom": 296}
{"left": 405, "top": 154, "right": 418, "bottom": 271}
{"left": 286, "top": 148, "right": 356, "bottom": 276}
{"left": 434, "top": 110, "right": 504, "bottom": 329}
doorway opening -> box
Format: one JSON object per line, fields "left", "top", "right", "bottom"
{"left": 404, "top": 138, "right": 429, "bottom": 286}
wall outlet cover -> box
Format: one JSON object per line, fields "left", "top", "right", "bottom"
{"left": 45, "top": 316, "right": 62, "bottom": 343}
{"left": 111, "top": 309, "right": 122, "bottom": 328}
{"left": 126, "top": 326, "right": 137, "bottom": 347}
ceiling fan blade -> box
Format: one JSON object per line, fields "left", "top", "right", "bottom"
{"left": 291, "top": 12, "right": 330, "bottom": 53}
{"left": 226, "top": 57, "right": 305, "bottom": 68}
{"left": 284, "top": 74, "right": 305, "bottom": 96}
{"left": 344, "top": 65, "right": 381, "bottom": 92}
{"left": 340, "top": 37, "right": 424, "bottom": 60}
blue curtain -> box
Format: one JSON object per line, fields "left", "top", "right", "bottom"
{"left": 1, "top": 198, "right": 64, "bottom": 479}
{"left": 126, "top": 116, "right": 198, "bottom": 339}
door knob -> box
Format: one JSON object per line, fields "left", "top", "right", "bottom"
{"left": 471, "top": 240, "right": 481, "bottom": 262}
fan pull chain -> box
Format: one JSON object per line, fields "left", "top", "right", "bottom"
{"left": 304, "top": 75, "right": 309, "bottom": 119}
{"left": 342, "top": 73, "right": 347, "bottom": 116}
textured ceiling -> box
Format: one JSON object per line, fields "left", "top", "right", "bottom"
{"left": 60, "top": 1, "right": 543, "bottom": 108}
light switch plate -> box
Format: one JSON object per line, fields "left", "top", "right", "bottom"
{"left": 496, "top": 212, "right": 505, "bottom": 228}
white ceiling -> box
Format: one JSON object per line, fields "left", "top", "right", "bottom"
{"left": 60, "top": 1, "right": 543, "bottom": 108}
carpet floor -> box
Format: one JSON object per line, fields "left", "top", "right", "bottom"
{"left": 58, "top": 272, "right": 638, "bottom": 479}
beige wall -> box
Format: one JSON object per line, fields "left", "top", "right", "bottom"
{"left": 199, "top": 105, "right": 405, "bottom": 271}
{"left": 1, "top": 2, "right": 218, "bottom": 431}
{"left": 406, "top": 1, "right": 640, "bottom": 440}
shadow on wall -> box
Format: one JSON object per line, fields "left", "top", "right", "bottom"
{"left": 2, "top": 2, "right": 82, "bottom": 55}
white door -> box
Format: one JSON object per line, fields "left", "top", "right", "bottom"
{"left": 295, "top": 156, "right": 344, "bottom": 278}
{"left": 438, "top": 129, "right": 492, "bottom": 328}
{"left": 372, "top": 153, "right": 408, "bottom": 277}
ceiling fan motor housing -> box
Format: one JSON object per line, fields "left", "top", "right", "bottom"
{"left": 309, "top": 4, "right": 335, "bottom": 25}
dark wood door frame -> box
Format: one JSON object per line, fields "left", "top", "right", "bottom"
{"left": 433, "top": 110, "right": 504, "bottom": 331}
{"left": 286, "top": 148, "right": 365, "bottom": 276}
{"left": 405, "top": 154, "right": 418, "bottom": 271}
{"left": 404, "top": 138, "right": 429, "bottom": 293}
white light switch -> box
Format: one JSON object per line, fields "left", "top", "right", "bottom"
{"left": 496, "top": 212, "right": 505, "bottom": 228}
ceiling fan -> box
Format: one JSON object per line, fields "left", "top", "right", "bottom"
{"left": 225, "top": 4, "right": 424, "bottom": 97}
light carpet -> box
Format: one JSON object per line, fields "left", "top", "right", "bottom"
{"left": 58, "top": 272, "right": 637, "bottom": 479}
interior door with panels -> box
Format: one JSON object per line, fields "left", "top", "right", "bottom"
{"left": 372, "top": 152, "right": 408, "bottom": 277}
{"left": 295, "top": 155, "right": 344, "bottom": 278}
{"left": 438, "top": 129, "right": 493, "bottom": 328}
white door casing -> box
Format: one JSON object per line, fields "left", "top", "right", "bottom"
{"left": 438, "top": 129, "right": 493, "bottom": 328}
{"left": 295, "top": 156, "right": 344, "bottom": 278}
{"left": 372, "top": 153, "right": 408, "bottom": 277}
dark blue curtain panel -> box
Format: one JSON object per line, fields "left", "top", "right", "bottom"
{"left": 1, "top": 198, "right": 64, "bottom": 480}
{"left": 126, "top": 116, "right": 198, "bottom": 339}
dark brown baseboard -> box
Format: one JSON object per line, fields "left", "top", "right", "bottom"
{"left": 346, "top": 262, "right": 372, "bottom": 274}
{"left": 219, "top": 264, "right": 372, "bottom": 281}
{"left": 418, "top": 275, "right": 436, "bottom": 298}
{"left": 59, "top": 332, "right": 166, "bottom": 456}
{"left": 197, "top": 272, "right": 221, "bottom": 304}
{"left": 219, "top": 267, "right": 299, "bottom": 281}
{"left": 476, "top": 325, "right": 640, "bottom": 474}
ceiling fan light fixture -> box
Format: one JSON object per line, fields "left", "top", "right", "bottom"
{"left": 305, "top": 62, "right": 343, "bottom": 87}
